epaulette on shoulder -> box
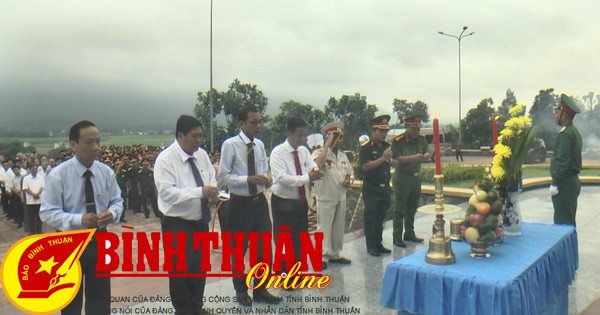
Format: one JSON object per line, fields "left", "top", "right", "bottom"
{"left": 559, "top": 126, "right": 566, "bottom": 133}
{"left": 419, "top": 133, "right": 426, "bottom": 137}
{"left": 395, "top": 135, "right": 404, "bottom": 141}
{"left": 362, "top": 141, "right": 373, "bottom": 147}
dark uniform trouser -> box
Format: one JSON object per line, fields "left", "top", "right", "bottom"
{"left": 140, "top": 186, "right": 161, "bottom": 218}
{"left": 552, "top": 175, "right": 580, "bottom": 226}
{"left": 228, "top": 193, "right": 272, "bottom": 293}
{"left": 393, "top": 173, "right": 421, "bottom": 240}
{"left": 1, "top": 185, "right": 8, "bottom": 215}
{"left": 271, "top": 194, "right": 308, "bottom": 272}
{"left": 25, "top": 204, "right": 42, "bottom": 234}
{"left": 129, "top": 185, "right": 141, "bottom": 212}
{"left": 363, "top": 182, "right": 391, "bottom": 250}
{"left": 62, "top": 235, "right": 110, "bottom": 315}
{"left": 10, "top": 194, "right": 23, "bottom": 224}
{"left": 162, "top": 216, "right": 208, "bottom": 315}
{"left": 118, "top": 183, "right": 127, "bottom": 220}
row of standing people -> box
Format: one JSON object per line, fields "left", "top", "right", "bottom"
{"left": 30, "top": 93, "right": 584, "bottom": 314}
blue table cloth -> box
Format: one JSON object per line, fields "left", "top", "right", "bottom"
{"left": 380, "top": 223, "right": 578, "bottom": 315}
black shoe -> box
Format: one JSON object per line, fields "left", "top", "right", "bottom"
{"left": 144, "top": 213, "right": 149, "bottom": 219}
{"left": 254, "top": 290, "right": 282, "bottom": 304}
{"left": 120, "top": 219, "right": 128, "bottom": 223}
{"left": 236, "top": 292, "right": 252, "bottom": 306}
{"left": 404, "top": 233, "right": 424, "bottom": 242}
{"left": 367, "top": 248, "right": 381, "bottom": 257}
{"left": 393, "top": 239, "right": 407, "bottom": 248}
{"left": 377, "top": 244, "right": 392, "bottom": 253}
{"left": 321, "top": 261, "right": 328, "bottom": 269}
{"left": 329, "top": 257, "right": 352, "bottom": 264}
{"left": 16, "top": 223, "right": 23, "bottom": 229}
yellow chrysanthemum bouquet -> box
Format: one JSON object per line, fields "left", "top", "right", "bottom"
{"left": 491, "top": 104, "right": 536, "bottom": 197}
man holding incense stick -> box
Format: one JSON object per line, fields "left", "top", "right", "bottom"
{"left": 40, "top": 120, "right": 123, "bottom": 314}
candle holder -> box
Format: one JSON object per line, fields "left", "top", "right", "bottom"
{"left": 418, "top": 174, "right": 462, "bottom": 265}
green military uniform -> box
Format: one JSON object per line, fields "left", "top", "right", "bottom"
{"left": 551, "top": 94, "right": 582, "bottom": 226}
{"left": 360, "top": 115, "right": 392, "bottom": 255}
{"left": 391, "top": 121, "right": 428, "bottom": 243}
{"left": 115, "top": 161, "right": 130, "bottom": 221}
{"left": 138, "top": 163, "right": 161, "bottom": 219}
{"left": 128, "top": 161, "right": 142, "bottom": 213}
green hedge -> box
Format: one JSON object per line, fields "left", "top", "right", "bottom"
{"left": 420, "top": 164, "right": 487, "bottom": 184}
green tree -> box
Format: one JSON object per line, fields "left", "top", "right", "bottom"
{"left": 194, "top": 79, "right": 269, "bottom": 153}
{"left": 194, "top": 88, "right": 228, "bottom": 152}
{"left": 462, "top": 97, "right": 495, "bottom": 148}
{"left": 221, "top": 79, "right": 269, "bottom": 135}
{"left": 270, "top": 100, "right": 332, "bottom": 147}
{"left": 529, "top": 88, "right": 559, "bottom": 150}
{"left": 325, "top": 93, "right": 378, "bottom": 149}
{"left": 392, "top": 99, "right": 431, "bottom": 126}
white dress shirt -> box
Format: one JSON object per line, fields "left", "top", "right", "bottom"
{"left": 38, "top": 165, "right": 52, "bottom": 178}
{"left": 40, "top": 157, "right": 123, "bottom": 231}
{"left": 218, "top": 131, "right": 268, "bottom": 196}
{"left": 154, "top": 140, "right": 217, "bottom": 220}
{"left": 22, "top": 173, "right": 45, "bottom": 205}
{"left": 270, "top": 140, "right": 317, "bottom": 199}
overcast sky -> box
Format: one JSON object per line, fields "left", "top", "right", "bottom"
{"left": 1, "top": 0, "right": 598, "bottom": 131}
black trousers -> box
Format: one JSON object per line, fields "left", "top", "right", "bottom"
{"left": 363, "top": 186, "right": 391, "bottom": 250}
{"left": 271, "top": 194, "right": 308, "bottom": 272}
{"left": 456, "top": 151, "right": 464, "bottom": 161}
{"left": 25, "top": 204, "right": 42, "bottom": 234}
{"left": 140, "top": 186, "right": 161, "bottom": 218}
{"left": 61, "top": 237, "right": 111, "bottom": 315}
{"left": 128, "top": 184, "right": 141, "bottom": 212}
{"left": 162, "top": 216, "right": 208, "bottom": 315}
{"left": 118, "top": 183, "right": 128, "bottom": 220}
{"left": 1, "top": 184, "right": 8, "bottom": 215}
{"left": 228, "top": 193, "right": 272, "bottom": 293}
{"left": 10, "top": 194, "right": 23, "bottom": 224}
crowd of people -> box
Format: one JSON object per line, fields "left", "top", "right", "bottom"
{"left": 0, "top": 93, "right": 583, "bottom": 314}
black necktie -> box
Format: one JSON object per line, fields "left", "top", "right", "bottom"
{"left": 187, "top": 157, "right": 211, "bottom": 223}
{"left": 247, "top": 142, "right": 257, "bottom": 196}
{"left": 84, "top": 170, "right": 95, "bottom": 213}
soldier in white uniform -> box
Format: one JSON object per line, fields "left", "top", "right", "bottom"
{"left": 312, "top": 121, "right": 352, "bottom": 269}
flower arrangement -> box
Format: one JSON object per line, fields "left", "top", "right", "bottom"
{"left": 491, "top": 104, "right": 536, "bottom": 197}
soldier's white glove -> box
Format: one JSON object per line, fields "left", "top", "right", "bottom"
{"left": 549, "top": 185, "right": 559, "bottom": 196}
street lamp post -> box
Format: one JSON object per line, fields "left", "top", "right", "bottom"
{"left": 438, "top": 26, "right": 475, "bottom": 144}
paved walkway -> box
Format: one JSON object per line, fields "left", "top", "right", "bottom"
{"left": 2, "top": 186, "right": 599, "bottom": 314}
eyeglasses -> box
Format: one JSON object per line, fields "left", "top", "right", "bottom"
{"left": 245, "top": 120, "right": 263, "bottom": 125}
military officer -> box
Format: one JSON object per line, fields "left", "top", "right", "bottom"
{"left": 138, "top": 158, "right": 161, "bottom": 219}
{"left": 128, "top": 158, "right": 142, "bottom": 213}
{"left": 360, "top": 115, "right": 396, "bottom": 256}
{"left": 313, "top": 121, "right": 352, "bottom": 268}
{"left": 391, "top": 117, "right": 430, "bottom": 247}
{"left": 115, "top": 157, "right": 129, "bottom": 223}
{"left": 549, "top": 94, "right": 582, "bottom": 226}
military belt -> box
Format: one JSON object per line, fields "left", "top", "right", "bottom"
{"left": 397, "top": 170, "right": 420, "bottom": 177}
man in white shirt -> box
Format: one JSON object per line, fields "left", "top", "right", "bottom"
{"left": 218, "top": 107, "right": 281, "bottom": 306}
{"left": 313, "top": 122, "right": 353, "bottom": 269}
{"left": 154, "top": 115, "right": 219, "bottom": 315}
{"left": 0, "top": 159, "right": 8, "bottom": 217}
{"left": 38, "top": 156, "right": 52, "bottom": 178}
{"left": 7, "top": 165, "right": 24, "bottom": 228}
{"left": 270, "top": 118, "right": 323, "bottom": 272}
{"left": 40, "top": 120, "right": 123, "bottom": 314}
{"left": 22, "top": 164, "right": 44, "bottom": 234}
